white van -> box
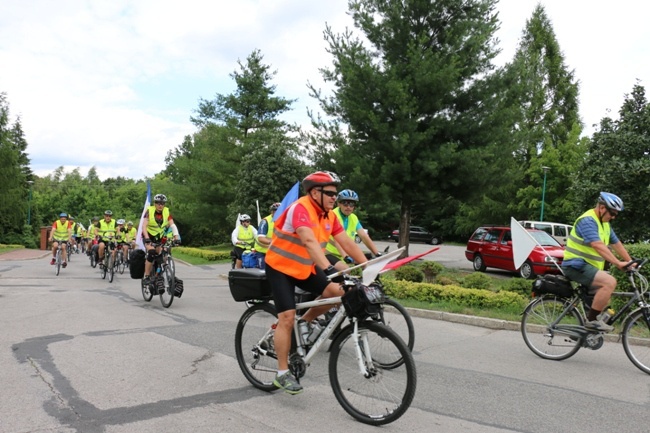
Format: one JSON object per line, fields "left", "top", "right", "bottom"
{"left": 519, "top": 221, "right": 573, "bottom": 246}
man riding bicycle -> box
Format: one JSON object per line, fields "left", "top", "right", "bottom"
{"left": 142, "top": 194, "right": 180, "bottom": 285}
{"left": 96, "top": 210, "right": 117, "bottom": 267}
{"left": 265, "top": 171, "right": 368, "bottom": 394}
{"left": 231, "top": 214, "right": 257, "bottom": 269}
{"left": 562, "top": 191, "right": 634, "bottom": 332}
{"left": 48, "top": 212, "right": 72, "bottom": 268}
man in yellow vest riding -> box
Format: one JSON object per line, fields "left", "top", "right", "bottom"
{"left": 231, "top": 214, "right": 257, "bottom": 269}
{"left": 562, "top": 192, "right": 634, "bottom": 332}
{"left": 96, "top": 210, "right": 117, "bottom": 267}
{"left": 142, "top": 194, "right": 180, "bottom": 286}
{"left": 325, "top": 189, "right": 381, "bottom": 270}
{"left": 265, "top": 171, "right": 367, "bottom": 394}
{"left": 253, "top": 202, "right": 280, "bottom": 270}
{"left": 48, "top": 212, "right": 72, "bottom": 267}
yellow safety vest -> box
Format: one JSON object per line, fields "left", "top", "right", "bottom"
{"left": 237, "top": 225, "right": 255, "bottom": 250}
{"left": 325, "top": 207, "right": 359, "bottom": 259}
{"left": 254, "top": 214, "right": 274, "bottom": 254}
{"left": 146, "top": 206, "right": 170, "bottom": 237}
{"left": 53, "top": 220, "right": 70, "bottom": 241}
{"left": 98, "top": 219, "right": 117, "bottom": 241}
{"left": 563, "top": 209, "right": 610, "bottom": 270}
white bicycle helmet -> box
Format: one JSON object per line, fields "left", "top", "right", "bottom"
{"left": 117, "top": 219, "right": 125, "bottom": 225}
{"left": 153, "top": 194, "right": 167, "bottom": 203}
{"left": 239, "top": 214, "right": 251, "bottom": 222}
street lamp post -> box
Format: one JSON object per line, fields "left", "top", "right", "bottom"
{"left": 26, "top": 180, "right": 34, "bottom": 225}
{"left": 540, "top": 167, "right": 550, "bottom": 221}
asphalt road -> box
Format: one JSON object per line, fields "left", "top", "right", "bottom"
{"left": 1, "top": 252, "right": 650, "bottom": 433}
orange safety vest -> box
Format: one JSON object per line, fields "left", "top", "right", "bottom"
{"left": 266, "top": 195, "right": 337, "bottom": 279}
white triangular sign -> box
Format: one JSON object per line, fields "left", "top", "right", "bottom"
{"left": 511, "top": 217, "right": 538, "bottom": 269}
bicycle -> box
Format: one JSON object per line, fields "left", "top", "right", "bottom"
{"left": 141, "top": 239, "right": 182, "bottom": 308}
{"left": 115, "top": 243, "right": 127, "bottom": 275}
{"left": 100, "top": 240, "right": 116, "bottom": 283}
{"left": 53, "top": 242, "right": 63, "bottom": 276}
{"left": 231, "top": 250, "right": 417, "bottom": 425}
{"left": 520, "top": 258, "right": 650, "bottom": 375}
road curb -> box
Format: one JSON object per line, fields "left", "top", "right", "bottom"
{"left": 406, "top": 307, "right": 521, "bottom": 331}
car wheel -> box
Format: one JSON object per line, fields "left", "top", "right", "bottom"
{"left": 519, "top": 260, "right": 536, "bottom": 279}
{"left": 430, "top": 236, "right": 441, "bottom": 245}
{"left": 473, "top": 254, "right": 486, "bottom": 272}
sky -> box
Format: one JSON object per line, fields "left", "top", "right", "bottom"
{"left": 1, "top": 0, "right": 649, "bottom": 181}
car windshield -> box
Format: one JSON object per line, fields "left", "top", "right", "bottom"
{"left": 530, "top": 230, "right": 561, "bottom": 247}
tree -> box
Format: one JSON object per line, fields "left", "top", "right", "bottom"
{"left": 506, "top": 5, "right": 583, "bottom": 223}
{"left": 309, "top": 0, "right": 512, "bottom": 250}
{"left": 573, "top": 83, "right": 650, "bottom": 242}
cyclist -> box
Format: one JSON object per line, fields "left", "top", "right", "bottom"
{"left": 115, "top": 219, "right": 129, "bottom": 263}
{"left": 142, "top": 194, "right": 180, "bottom": 285}
{"left": 562, "top": 191, "right": 634, "bottom": 332}
{"left": 231, "top": 214, "right": 257, "bottom": 269}
{"left": 253, "top": 202, "right": 281, "bottom": 270}
{"left": 87, "top": 216, "right": 100, "bottom": 258}
{"left": 69, "top": 216, "right": 81, "bottom": 253}
{"left": 96, "top": 210, "right": 117, "bottom": 268}
{"left": 265, "top": 171, "right": 367, "bottom": 394}
{"left": 48, "top": 212, "right": 73, "bottom": 268}
{"left": 325, "top": 189, "right": 381, "bottom": 271}
{"left": 125, "top": 221, "right": 137, "bottom": 262}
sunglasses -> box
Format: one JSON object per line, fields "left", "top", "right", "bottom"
{"left": 339, "top": 201, "right": 356, "bottom": 207}
{"left": 608, "top": 209, "right": 618, "bottom": 217}
{"left": 155, "top": 201, "right": 165, "bottom": 205}
{"left": 319, "top": 189, "right": 338, "bottom": 197}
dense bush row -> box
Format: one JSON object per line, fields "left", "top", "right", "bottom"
{"left": 174, "top": 247, "right": 231, "bottom": 261}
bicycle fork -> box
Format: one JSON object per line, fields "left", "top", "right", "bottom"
{"left": 351, "top": 320, "right": 374, "bottom": 378}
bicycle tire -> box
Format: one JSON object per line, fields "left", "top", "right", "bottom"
{"left": 622, "top": 308, "right": 650, "bottom": 375}
{"left": 235, "top": 302, "right": 279, "bottom": 392}
{"left": 90, "top": 250, "right": 97, "bottom": 268}
{"left": 141, "top": 276, "right": 154, "bottom": 302}
{"left": 521, "top": 296, "right": 583, "bottom": 360}
{"left": 55, "top": 249, "right": 61, "bottom": 276}
{"left": 108, "top": 254, "right": 115, "bottom": 283}
{"left": 379, "top": 298, "right": 415, "bottom": 352}
{"left": 167, "top": 254, "right": 176, "bottom": 275}
{"left": 160, "top": 265, "right": 175, "bottom": 308}
{"left": 117, "top": 250, "right": 125, "bottom": 274}
{"left": 329, "top": 321, "right": 416, "bottom": 425}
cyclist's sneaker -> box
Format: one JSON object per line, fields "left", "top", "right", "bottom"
{"left": 50, "top": 258, "right": 55, "bottom": 265}
{"left": 273, "top": 372, "right": 303, "bottom": 395}
{"left": 585, "top": 319, "right": 614, "bottom": 332}
{"left": 142, "top": 276, "right": 151, "bottom": 286}
{"left": 62, "top": 262, "right": 67, "bottom": 268}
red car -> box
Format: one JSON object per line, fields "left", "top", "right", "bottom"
{"left": 465, "top": 226, "right": 564, "bottom": 279}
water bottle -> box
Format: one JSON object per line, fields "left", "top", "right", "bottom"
{"left": 298, "top": 320, "right": 310, "bottom": 345}
{"left": 307, "top": 322, "right": 323, "bottom": 345}
{"left": 599, "top": 308, "right": 615, "bottom": 324}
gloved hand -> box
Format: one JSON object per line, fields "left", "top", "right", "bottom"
{"left": 374, "top": 252, "right": 383, "bottom": 258}
{"left": 324, "top": 265, "right": 344, "bottom": 283}
{"left": 344, "top": 255, "right": 355, "bottom": 264}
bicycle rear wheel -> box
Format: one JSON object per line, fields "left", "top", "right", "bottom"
{"left": 379, "top": 298, "right": 415, "bottom": 352}
{"left": 329, "top": 321, "right": 416, "bottom": 425}
{"left": 622, "top": 308, "right": 650, "bottom": 375}
{"left": 159, "top": 266, "right": 174, "bottom": 308}
{"left": 521, "top": 296, "right": 583, "bottom": 360}
{"left": 141, "top": 275, "right": 154, "bottom": 302}
{"left": 234, "top": 303, "right": 278, "bottom": 392}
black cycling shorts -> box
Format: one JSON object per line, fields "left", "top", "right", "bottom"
{"left": 265, "top": 262, "right": 330, "bottom": 313}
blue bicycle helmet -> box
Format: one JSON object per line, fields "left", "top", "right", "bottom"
{"left": 598, "top": 192, "right": 624, "bottom": 211}
{"left": 337, "top": 189, "right": 359, "bottom": 202}
{"left": 59, "top": 212, "right": 68, "bottom": 218}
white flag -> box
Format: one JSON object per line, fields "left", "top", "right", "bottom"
{"left": 135, "top": 182, "right": 151, "bottom": 250}
{"left": 511, "top": 217, "right": 538, "bottom": 270}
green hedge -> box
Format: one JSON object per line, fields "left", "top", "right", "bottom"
{"left": 174, "top": 246, "right": 231, "bottom": 261}
{"left": 384, "top": 279, "right": 528, "bottom": 310}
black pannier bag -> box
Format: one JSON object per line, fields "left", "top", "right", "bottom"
{"left": 228, "top": 268, "right": 272, "bottom": 302}
{"left": 532, "top": 274, "right": 574, "bottom": 298}
{"left": 174, "top": 278, "right": 184, "bottom": 298}
{"left": 129, "top": 249, "right": 146, "bottom": 279}
{"left": 341, "top": 281, "right": 385, "bottom": 319}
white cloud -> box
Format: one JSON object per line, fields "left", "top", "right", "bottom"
{"left": 1, "top": 0, "right": 649, "bottom": 180}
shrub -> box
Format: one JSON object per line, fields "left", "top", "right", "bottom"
{"left": 502, "top": 278, "right": 533, "bottom": 297}
{"left": 394, "top": 265, "right": 424, "bottom": 282}
{"left": 461, "top": 272, "right": 493, "bottom": 291}
{"left": 436, "top": 276, "right": 457, "bottom": 286}
{"left": 174, "top": 247, "right": 230, "bottom": 261}
{"left": 419, "top": 261, "right": 444, "bottom": 283}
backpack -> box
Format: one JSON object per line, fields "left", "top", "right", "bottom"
{"left": 242, "top": 251, "right": 258, "bottom": 269}
{"left": 129, "top": 249, "right": 146, "bottom": 279}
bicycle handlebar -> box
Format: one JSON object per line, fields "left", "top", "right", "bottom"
{"left": 625, "top": 258, "right": 648, "bottom": 273}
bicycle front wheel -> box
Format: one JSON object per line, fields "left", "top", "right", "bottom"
{"left": 159, "top": 266, "right": 174, "bottom": 308}
{"left": 329, "top": 321, "right": 417, "bottom": 426}
{"left": 234, "top": 303, "right": 278, "bottom": 392}
{"left": 521, "top": 296, "right": 583, "bottom": 360}
{"left": 117, "top": 251, "right": 126, "bottom": 274}
{"left": 622, "top": 308, "right": 650, "bottom": 375}
{"left": 55, "top": 250, "right": 61, "bottom": 276}
{"left": 108, "top": 255, "right": 115, "bottom": 283}
{"left": 141, "top": 277, "right": 154, "bottom": 302}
